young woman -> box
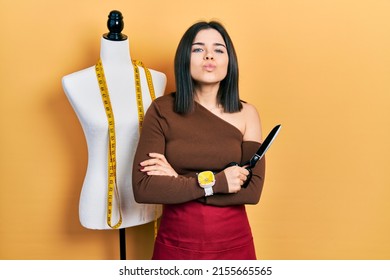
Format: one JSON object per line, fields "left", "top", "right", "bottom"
{"left": 132, "top": 21, "right": 265, "bottom": 259}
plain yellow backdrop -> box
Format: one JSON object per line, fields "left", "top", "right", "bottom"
{"left": 1, "top": 0, "right": 389, "bottom": 259}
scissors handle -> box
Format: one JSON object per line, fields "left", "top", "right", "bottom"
{"left": 225, "top": 161, "right": 239, "bottom": 168}
{"left": 224, "top": 161, "right": 252, "bottom": 188}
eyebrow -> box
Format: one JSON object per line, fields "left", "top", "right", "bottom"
{"left": 192, "top": 42, "right": 227, "bottom": 48}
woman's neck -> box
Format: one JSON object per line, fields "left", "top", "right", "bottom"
{"left": 100, "top": 37, "right": 132, "bottom": 64}
{"left": 194, "top": 84, "right": 221, "bottom": 110}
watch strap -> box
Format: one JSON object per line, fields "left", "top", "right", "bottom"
{"left": 204, "top": 186, "right": 214, "bottom": 196}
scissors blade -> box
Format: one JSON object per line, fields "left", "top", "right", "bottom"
{"left": 247, "top": 124, "right": 281, "bottom": 168}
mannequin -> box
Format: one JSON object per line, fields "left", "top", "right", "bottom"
{"left": 62, "top": 11, "right": 166, "bottom": 230}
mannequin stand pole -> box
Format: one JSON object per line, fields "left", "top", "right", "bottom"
{"left": 119, "top": 228, "right": 126, "bottom": 260}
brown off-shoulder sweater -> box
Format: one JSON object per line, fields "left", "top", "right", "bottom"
{"left": 132, "top": 93, "right": 265, "bottom": 206}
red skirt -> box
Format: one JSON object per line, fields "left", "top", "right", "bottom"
{"left": 152, "top": 201, "right": 256, "bottom": 260}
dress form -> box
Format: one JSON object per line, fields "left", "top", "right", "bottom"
{"left": 62, "top": 11, "right": 166, "bottom": 230}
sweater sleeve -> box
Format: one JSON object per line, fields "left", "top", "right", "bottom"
{"left": 132, "top": 100, "right": 230, "bottom": 204}
{"left": 201, "top": 141, "right": 266, "bottom": 206}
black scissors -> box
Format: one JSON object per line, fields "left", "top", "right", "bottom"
{"left": 225, "top": 124, "right": 281, "bottom": 188}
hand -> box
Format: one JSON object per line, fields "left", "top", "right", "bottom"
{"left": 223, "top": 165, "right": 250, "bottom": 193}
{"left": 139, "top": 153, "right": 178, "bottom": 178}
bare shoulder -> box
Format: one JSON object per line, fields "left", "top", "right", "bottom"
{"left": 241, "top": 102, "right": 262, "bottom": 142}
{"left": 242, "top": 102, "right": 260, "bottom": 118}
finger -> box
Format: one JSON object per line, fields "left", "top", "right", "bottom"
{"left": 241, "top": 167, "right": 250, "bottom": 176}
{"left": 140, "top": 165, "right": 155, "bottom": 172}
{"left": 139, "top": 159, "right": 155, "bottom": 167}
{"left": 140, "top": 158, "right": 164, "bottom": 167}
{"left": 148, "top": 153, "right": 168, "bottom": 164}
{"left": 141, "top": 164, "right": 174, "bottom": 175}
{"left": 145, "top": 168, "right": 176, "bottom": 177}
{"left": 146, "top": 170, "right": 166, "bottom": 176}
{"left": 236, "top": 166, "right": 249, "bottom": 176}
{"left": 239, "top": 174, "right": 247, "bottom": 182}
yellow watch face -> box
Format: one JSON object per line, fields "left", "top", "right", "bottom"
{"left": 198, "top": 171, "right": 215, "bottom": 185}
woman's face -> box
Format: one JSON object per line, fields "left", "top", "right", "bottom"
{"left": 190, "top": 28, "right": 229, "bottom": 87}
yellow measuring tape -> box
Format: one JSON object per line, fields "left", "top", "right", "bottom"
{"left": 132, "top": 60, "right": 156, "bottom": 133}
{"left": 95, "top": 59, "right": 157, "bottom": 231}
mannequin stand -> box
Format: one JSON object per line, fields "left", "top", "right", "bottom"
{"left": 119, "top": 228, "right": 126, "bottom": 260}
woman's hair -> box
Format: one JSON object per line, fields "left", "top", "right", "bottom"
{"left": 174, "top": 21, "right": 242, "bottom": 114}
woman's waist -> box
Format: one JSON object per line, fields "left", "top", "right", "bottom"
{"left": 158, "top": 201, "right": 252, "bottom": 244}
{"left": 162, "top": 200, "right": 247, "bottom": 219}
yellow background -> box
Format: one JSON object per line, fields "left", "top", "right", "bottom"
{"left": 1, "top": 0, "right": 389, "bottom": 260}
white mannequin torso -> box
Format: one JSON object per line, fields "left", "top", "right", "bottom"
{"left": 62, "top": 37, "right": 166, "bottom": 229}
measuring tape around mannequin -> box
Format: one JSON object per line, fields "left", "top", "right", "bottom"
{"left": 95, "top": 59, "right": 157, "bottom": 233}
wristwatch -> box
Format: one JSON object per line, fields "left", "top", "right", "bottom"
{"left": 197, "top": 171, "right": 215, "bottom": 196}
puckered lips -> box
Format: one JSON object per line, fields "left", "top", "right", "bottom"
{"left": 203, "top": 63, "right": 216, "bottom": 71}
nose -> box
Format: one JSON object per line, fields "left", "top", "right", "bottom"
{"left": 204, "top": 51, "right": 214, "bottom": 60}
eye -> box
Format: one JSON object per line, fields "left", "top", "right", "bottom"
{"left": 215, "top": 48, "right": 225, "bottom": 54}
{"left": 192, "top": 47, "right": 204, "bottom": 53}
